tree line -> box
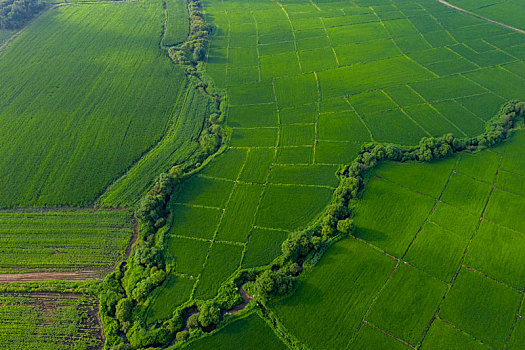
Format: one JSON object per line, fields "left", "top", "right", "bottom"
{"left": 0, "top": 0, "right": 45, "bottom": 30}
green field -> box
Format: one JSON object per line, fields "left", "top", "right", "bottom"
{"left": 0, "top": 293, "right": 102, "bottom": 349}
{"left": 0, "top": 0, "right": 187, "bottom": 207}
{"left": 272, "top": 131, "right": 525, "bottom": 349}
{"left": 0, "top": 208, "right": 133, "bottom": 271}
{"left": 1, "top": 0, "right": 525, "bottom": 348}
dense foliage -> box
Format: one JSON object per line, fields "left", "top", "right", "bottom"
{"left": 0, "top": 0, "right": 44, "bottom": 29}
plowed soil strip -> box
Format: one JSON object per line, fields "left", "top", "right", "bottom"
{"left": 0, "top": 270, "right": 102, "bottom": 283}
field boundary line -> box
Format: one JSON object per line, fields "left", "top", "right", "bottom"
{"left": 437, "top": 0, "right": 525, "bottom": 35}
{"left": 462, "top": 265, "right": 522, "bottom": 293}
{"left": 251, "top": 12, "right": 263, "bottom": 82}
{"left": 381, "top": 89, "right": 433, "bottom": 137}
{"left": 343, "top": 97, "right": 375, "bottom": 142}
{"left": 436, "top": 316, "right": 490, "bottom": 348}
{"left": 506, "top": 289, "right": 525, "bottom": 345}
{"left": 364, "top": 320, "right": 416, "bottom": 349}
{"left": 417, "top": 154, "right": 503, "bottom": 347}
{"left": 275, "top": 2, "right": 303, "bottom": 73}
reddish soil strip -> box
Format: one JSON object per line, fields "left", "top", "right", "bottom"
{"left": 0, "top": 270, "right": 103, "bottom": 283}
{"left": 438, "top": 0, "right": 525, "bottom": 34}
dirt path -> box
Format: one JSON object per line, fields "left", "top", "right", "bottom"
{"left": 438, "top": 0, "right": 525, "bottom": 34}
{"left": 0, "top": 270, "right": 104, "bottom": 283}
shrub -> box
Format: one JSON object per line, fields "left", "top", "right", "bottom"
{"left": 187, "top": 313, "right": 200, "bottom": 329}
{"left": 176, "top": 330, "right": 189, "bottom": 342}
{"left": 198, "top": 301, "right": 221, "bottom": 327}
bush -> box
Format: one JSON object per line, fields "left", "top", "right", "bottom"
{"left": 187, "top": 313, "right": 200, "bottom": 329}
{"left": 252, "top": 269, "right": 296, "bottom": 301}
{"left": 198, "top": 301, "right": 221, "bottom": 327}
{"left": 337, "top": 218, "right": 354, "bottom": 235}
{"left": 176, "top": 330, "right": 189, "bottom": 342}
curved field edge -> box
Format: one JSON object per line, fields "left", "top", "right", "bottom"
{"left": 99, "top": 100, "right": 525, "bottom": 349}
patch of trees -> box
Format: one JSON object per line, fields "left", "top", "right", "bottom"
{"left": 168, "top": 0, "right": 211, "bottom": 65}
{"left": 0, "top": 0, "right": 45, "bottom": 30}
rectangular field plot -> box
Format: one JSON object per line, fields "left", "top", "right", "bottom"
{"left": 173, "top": 176, "right": 234, "bottom": 209}
{"left": 429, "top": 202, "right": 479, "bottom": 240}
{"left": 228, "top": 81, "right": 275, "bottom": 105}
{"left": 228, "top": 104, "right": 278, "bottom": 128}
{"left": 353, "top": 179, "right": 436, "bottom": 257}
{"left": 364, "top": 109, "right": 427, "bottom": 145}
{"left": 216, "top": 184, "right": 263, "bottom": 242}
{"left": 167, "top": 204, "right": 221, "bottom": 240}
{"left": 349, "top": 90, "right": 398, "bottom": 116}
{"left": 280, "top": 104, "right": 317, "bottom": 125}
{"left": 404, "top": 222, "right": 467, "bottom": 282}
{"left": 200, "top": 149, "right": 247, "bottom": 180}
{"left": 314, "top": 141, "right": 362, "bottom": 164}
{"left": 351, "top": 323, "right": 411, "bottom": 349}
{"left": 483, "top": 189, "right": 525, "bottom": 234}
{"left": 298, "top": 47, "right": 338, "bottom": 73}
{"left": 466, "top": 220, "right": 525, "bottom": 289}
{"left": 145, "top": 274, "right": 194, "bottom": 324}
{"left": 255, "top": 184, "right": 332, "bottom": 231}
{"left": 279, "top": 124, "right": 315, "bottom": 146}
{"left": 317, "top": 111, "right": 371, "bottom": 142}
{"left": 441, "top": 173, "right": 492, "bottom": 215}
{"left": 404, "top": 104, "right": 465, "bottom": 137}
{"left": 509, "top": 317, "right": 525, "bottom": 350}
{"left": 274, "top": 74, "right": 319, "bottom": 107}
{"left": 495, "top": 170, "right": 525, "bottom": 197}
{"left": 268, "top": 164, "right": 338, "bottom": 187}
{"left": 166, "top": 236, "right": 209, "bottom": 276}
{"left": 371, "top": 157, "right": 456, "bottom": 198}
{"left": 439, "top": 269, "right": 522, "bottom": 349}
{"left": 457, "top": 92, "right": 505, "bottom": 121}
{"left": 421, "top": 318, "right": 487, "bottom": 350}
{"left": 409, "top": 75, "right": 486, "bottom": 102}
{"left": 0, "top": 293, "right": 102, "bottom": 349}
{"left": 496, "top": 131, "right": 525, "bottom": 176}
{"left": 319, "top": 56, "right": 433, "bottom": 99}
{"left": 230, "top": 127, "right": 278, "bottom": 147}
{"left": 432, "top": 100, "right": 485, "bottom": 137}
{"left": 259, "top": 41, "right": 295, "bottom": 56}
{"left": 242, "top": 228, "right": 289, "bottom": 268}
{"left": 272, "top": 238, "right": 396, "bottom": 350}
{"left": 326, "top": 22, "right": 389, "bottom": 46}
{"left": 260, "top": 52, "right": 301, "bottom": 79}
{"left": 334, "top": 39, "right": 402, "bottom": 66}
{"left": 465, "top": 67, "right": 525, "bottom": 100}
{"left": 0, "top": 209, "right": 132, "bottom": 270}
{"left": 383, "top": 85, "right": 425, "bottom": 107}
{"left": 193, "top": 242, "right": 243, "bottom": 300}
{"left": 238, "top": 148, "right": 275, "bottom": 184}
{"left": 227, "top": 66, "right": 259, "bottom": 86}
{"left": 455, "top": 150, "right": 500, "bottom": 183}
{"left": 367, "top": 263, "right": 447, "bottom": 345}
{"left": 276, "top": 146, "right": 313, "bottom": 164}
{"left": 188, "top": 313, "right": 287, "bottom": 350}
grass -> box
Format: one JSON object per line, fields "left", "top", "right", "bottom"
{"left": 238, "top": 148, "right": 275, "bottom": 184}
{"left": 0, "top": 0, "right": 187, "bottom": 207}
{"left": 440, "top": 173, "right": 492, "bottom": 215}
{"left": 200, "top": 149, "right": 247, "bottom": 180}
{"left": 185, "top": 313, "right": 287, "bottom": 349}
{"left": 317, "top": 111, "right": 371, "bottom": 142}
{"left": 314, "top": 141, "right": 362, "bottom": 165}
{"left": 484, "top": 189, "right": 525, "bottom": 234}
{"left": 268, "top": 165, "right": 338, "bottom": 187}
{"left": 173, "top": 176, "right": 234, "bottom": 209}
{"left": 0, "top": 209, "right": 132, "bottom": 270}
{"left": 423, "top": 318, "right": 487, "bottom": 349}
{"left": 272, "top": 238, "right": 396, "bottom": 350}
{"left": 351, "top": 323, "right": 411, "bottom": 349}
{"left": 228, "top": 104, "right": 279, "bottom": 128}
{"left": 163, "top": 0, "right": 189, "bottom": 46}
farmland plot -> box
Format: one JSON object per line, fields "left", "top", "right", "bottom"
{"left": 273, "top": 131, "right": 525, "bottom": 349}
{"left": 0, "top": 0, "right": 188, "bottom": 207}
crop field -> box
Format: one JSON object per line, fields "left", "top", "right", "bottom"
{"left": 148, "top": 0, "right": 525, "bottom": 341}
{"left": 0, "top": 292, "right": 102, "bottom": 349}
{"left": 272, "top": 130, "right": 525, "bottom": 349}
{"left": 0, "top": 208, "right": 133, "bottom": 272}
{"left": 185, "top": 313, "right": 287, "bottom": 349}
{"left": 0, "top": 0, "right": 188, "bottom": 207}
